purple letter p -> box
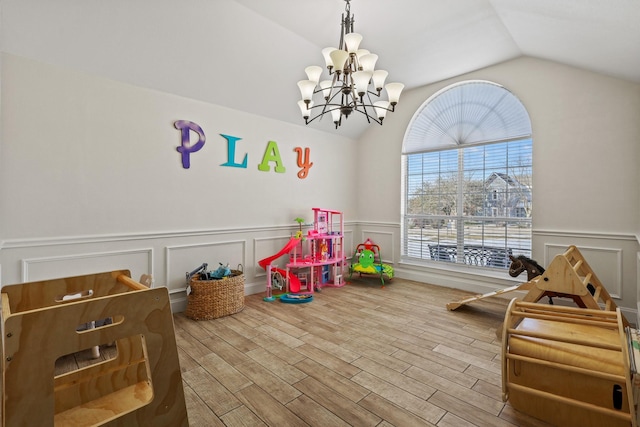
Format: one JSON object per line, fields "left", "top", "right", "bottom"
{"left": 174, "top": 120, "right": 206, "bottom": 169}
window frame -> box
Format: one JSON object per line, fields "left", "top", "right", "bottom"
{"left": 401, "top": 81, "right": 532, "bottom": 270}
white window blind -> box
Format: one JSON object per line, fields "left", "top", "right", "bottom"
{"left": 402, "top": 80, "right": 532, "bottom": 154}
{"left": 402, "top": 81, "right": 533, "bottom": 268}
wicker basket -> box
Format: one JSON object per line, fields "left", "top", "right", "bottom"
{"left": 185, "top": 268, "right": 245, "bottom": 320}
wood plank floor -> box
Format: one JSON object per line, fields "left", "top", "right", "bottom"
{"left": 176, "top": 278, "right": 553, "bottom": 426}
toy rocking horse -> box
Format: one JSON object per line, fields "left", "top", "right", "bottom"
{"left": 508, "top": 254, "right": 595, "bottom": 307}
{"left": 508, "top": 254, "right": 544, "bottom": 281}
{"left": 508, "top": 255, "right": 552, "bottom": 303}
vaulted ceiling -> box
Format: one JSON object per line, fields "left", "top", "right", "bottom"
{"left": 2, "top": 0, "right": 639, "bottom": 139}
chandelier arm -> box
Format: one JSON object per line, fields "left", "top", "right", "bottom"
{"left": 311, "top": 79, "right": 346, "bottom": 118}
{"left": 353, "top": 102, "right": 394, "bottom": 112}
{"left": 312, "top": 83, "right": 344, "bottom": 99}
{"left": 363, "top": 108, "right": 373, "bottom": 124}
{"left": 355, "top": 99, "right": 372, "bottom": 124}
{"left": 308, "top": 103, "right": 346, "bottom": 111}
{"left": 318, "top": 72, "right": 343, "bottom": 103}
{"left": 364, "top": 87, "right": 377, "bottom": 104}
{"left": 357, "top": 89, "right": 377, "bottom": 123}
{"left": 324, "top": 87, "right": 349, "bottom": 106}
{"left": 315, "top": 95, "right": 333, "bottom": 116}
{"left": 304, "top": 105, "right": 343, "bottom": 125}
{"left": 349, "top": 108, "right": 383, "bottom": 125}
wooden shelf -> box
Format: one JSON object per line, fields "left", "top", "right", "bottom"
{"left": 54, "top": 381, "right": 154, "bottom": 426}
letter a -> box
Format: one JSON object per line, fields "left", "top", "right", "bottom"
{"left": 258, "top": 141, "right": 286, "bottom": 173}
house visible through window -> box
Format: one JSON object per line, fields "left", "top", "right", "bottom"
{"left": 401, "top": 80, "right": 532, "bottom": 269}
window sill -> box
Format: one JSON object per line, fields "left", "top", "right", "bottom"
{"left": 398, "top": 258, "right": 522, "bottom": 285}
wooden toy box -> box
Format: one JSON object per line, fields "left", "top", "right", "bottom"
{"left": 502, "top": 300, "right": 637, "bottom": 427}
{"left": 0, "top": 271, "right": 187, "bottom": 426}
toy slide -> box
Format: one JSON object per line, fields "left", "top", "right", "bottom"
{"left": 271, "top": 267, "right": 302, "bottom": 293}
{"left": 258, "top": 237, "right": 302, "bottom": 293}
{"left": 446, "top": 282, "right": 534, "bottom": 310}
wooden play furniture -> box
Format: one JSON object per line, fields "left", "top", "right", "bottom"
{"left": 0, "top": 270, "right": 188, "bottom": 426}
{"left": 521, "top": 245, "right": 624, "bottom": 316}
{"left": 502, "top": 299, "right": 637, "bottom": 427}
{"left": 447, "top": 245, "right": 628, "bottom": 327}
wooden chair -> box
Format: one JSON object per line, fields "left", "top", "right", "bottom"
{"left": 0, "top": 270, "right": 188, "bottom": 426}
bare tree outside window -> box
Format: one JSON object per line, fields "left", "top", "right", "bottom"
{"left": 404, "top": 140, "right": 532, "bottom": 268}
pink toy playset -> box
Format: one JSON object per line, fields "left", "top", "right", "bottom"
{"left": 258, "top": 208, "right": 346, "bottom": 301}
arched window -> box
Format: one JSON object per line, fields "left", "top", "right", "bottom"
{"left": 401, "top": 80, "right": 532, "bottom": 269}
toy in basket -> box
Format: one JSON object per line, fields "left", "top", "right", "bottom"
{"left": 185, "top": 263, "right": 245, "bottom": 320}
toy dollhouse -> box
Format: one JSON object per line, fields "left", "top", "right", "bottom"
{"left": 286, "top": 208, "right": 346, "bottom": 293}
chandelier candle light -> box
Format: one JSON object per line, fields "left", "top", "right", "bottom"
{"left": 297, "top": 0, "right": 404, "bottom": 129}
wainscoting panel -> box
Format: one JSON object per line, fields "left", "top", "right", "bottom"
{"left": 543, "top": 244, "right": 622, "bottom": 298}
{"left": 357, "top": 230, "right": 395, "bottom": 264}
{"left": 534, "top": 231, "right": 638, "bottom": 321}
{"left": 5, "top": 225, "right": 635, "bottom": 318}
{"left": 341, "top": 230, "right": 355, "bottom": 262}
{"left": 165, "top": 240, "right": 247, "bottom": 294}
{"left": 19, "top": 248, "right": 153, "bottom": 284}
{"left": 253, "top": 235, "right": 301, "bottom": 279}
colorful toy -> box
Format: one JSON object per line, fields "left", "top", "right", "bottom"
{"left": 185, "top": 262, "right": 208, "bottom": 284}
{"left": 348, "top": 238, "right": 394, "bottom": 286}
{"left": 446, "top": 245, "right": 629, "bottom": 324}
{"left": 294, "top": 217, "right": 306, "bottom": 238}
{"left": 287, "top": 208, "right": 345, "bottom": 292}
{"left": 185, "top": 262, "right": 233, "bottom": 290}
{"left": 258, "top": 208, "right": 346, "bottom": 301}
{"left": 208, "top": 262, "right": 232, "bottom": 279}
{"left": 280, "top": 293, "right": 313, "bottom": 304}
{"left": 258, "top": 236, "right": 303, "bottom": 301}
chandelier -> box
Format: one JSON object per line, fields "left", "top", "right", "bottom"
{"left": 297, "top": 0, "right": 404, "bottom": 129}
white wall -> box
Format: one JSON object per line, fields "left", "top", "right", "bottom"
{"left": 1, "top": 54, "right": 358, "bottom": 239}
{"left": 359, "top": 56, "right": 640, "bottom": 228}
{"left": 356, "top": 56, "right": 640, "bottom": 317}
{"left": 3, "top": 52, "right": 640, "bottom": 317}
{"left": 0, "top": 54, "right": 359, "bottom": 309}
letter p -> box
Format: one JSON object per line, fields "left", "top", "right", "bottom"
{"left": 174, "top": 120, "right": 206, "bottom": 169}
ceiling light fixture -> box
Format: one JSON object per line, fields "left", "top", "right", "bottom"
{"left": 297, "top": 0, "right": 404, "bottom": 129}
